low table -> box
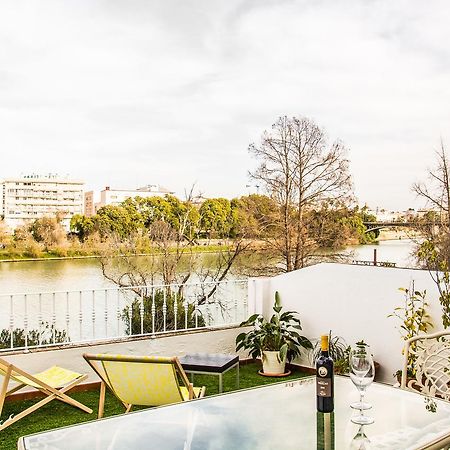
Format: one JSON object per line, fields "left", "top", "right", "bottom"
{"left": 179, "top": 353, "right": 239, "bottom": 394}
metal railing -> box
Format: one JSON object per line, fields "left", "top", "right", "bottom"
{"left": 0, "top": 279, "right": 249, "bottom": 352}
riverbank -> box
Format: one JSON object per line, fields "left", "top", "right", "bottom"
{"left": 0, "top": 243, "right": 237, "bottom": 263}
{"left": 377, "top": 229, "right": 421, "bottom": 241}
{"left": 0, "top": 239, "right": 417, "bottom": 295}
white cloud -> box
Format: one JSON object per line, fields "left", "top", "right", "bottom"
{"left": 0, "top": 0, "right": 450, "bottom": 209}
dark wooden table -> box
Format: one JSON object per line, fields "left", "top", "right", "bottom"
{"left": 179, "top": 353, "right": 239, "bottom": 393}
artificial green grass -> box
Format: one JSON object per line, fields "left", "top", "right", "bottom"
{"left": 0, "top": 362, "right": 309, "bottom": 450}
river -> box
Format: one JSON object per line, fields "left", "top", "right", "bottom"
{"left": 0, "top": 239, "right": 418, "bottom": 295}
{"left": 0, "top": 239, "right": 418, "bottom": 345}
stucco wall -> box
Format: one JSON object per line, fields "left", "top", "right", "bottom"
{"left": 251, "top": 263, "right": 443, "bottom": 384}
{"left": 6, "top": 263, "right": 443, "bottom": 387}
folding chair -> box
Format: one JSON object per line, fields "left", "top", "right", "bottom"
{"left": 0, "top": 358, "right": 92, "bottom": 431}
{"left": 83, "top": 354, "right": 206, "bottom": 418}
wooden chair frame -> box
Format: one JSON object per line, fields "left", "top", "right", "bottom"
{"left": 83, "top": 354, "right": 206, "bottom": 418}
{"left": 0, "top": 358, "right": 92, "bottom": 431}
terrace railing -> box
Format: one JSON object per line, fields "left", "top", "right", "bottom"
{"left": 0, "top": 279, "right": 248, "bottom": 352}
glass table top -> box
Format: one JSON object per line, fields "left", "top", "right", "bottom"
{"left": 19, "top": 376, "right": 450, "bottom": 450}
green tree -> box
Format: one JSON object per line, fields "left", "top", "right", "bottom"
{"left": 121, "top": 195, "right": 200, "bottom": 240}
{"left": 199, "top": 198, "right": 235, "bottom": 238}
{"left": 70, "top": 214, "right": 95, "bottom": 241}
{"left": 95, "top": 205, "right": 143, "bottom": 239}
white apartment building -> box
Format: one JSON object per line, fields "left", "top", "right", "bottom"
{"left": 84, "top": 184, "right": 175, "bottom": 216}
{"left": 0, "top": 174, "right": 84, "bottom": 230}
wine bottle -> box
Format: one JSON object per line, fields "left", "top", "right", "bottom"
{"left": 316, "top": 334, "right": 334, "bottom": 413}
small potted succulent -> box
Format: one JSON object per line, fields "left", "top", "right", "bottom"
{"left": 312, "top": 335, "right": 380, "bottom": 378}
{"left": 236, "top": 292, "right": 312, "bottom": 375}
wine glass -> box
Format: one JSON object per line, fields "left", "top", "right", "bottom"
{"left": 349, "top": 344, "right": 375, "bottom": 425}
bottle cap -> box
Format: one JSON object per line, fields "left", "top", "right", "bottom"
{"left": 321, "top": 335, "right": 329, "bottom": 351}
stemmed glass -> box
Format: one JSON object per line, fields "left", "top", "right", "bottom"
{"left": 349, "top": 344, "right": 375, "bottom": 425}
{"left": 350, "top": 425, "right": 371, "bottom": 449}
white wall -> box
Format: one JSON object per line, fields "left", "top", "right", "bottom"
{"left": 251, "top": 263, "right": 444, "bottom": 383}
{"left": 5, "top": 327, "right": 247, "bottom": 385}
{"left": 6, "top": 263, "right": 443, "bottom": 387}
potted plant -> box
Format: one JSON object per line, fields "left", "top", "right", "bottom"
{"left": 311, "top": 332, "right": 349, "bottom": 374}
{"left": 388, "top": 284, "right": 433, "bottom": 383}
{"left": 312, "top": 335, "right": 380, "bottom": 378}
{"left": 236, "top": 291, "right": 312, "bottom": 375}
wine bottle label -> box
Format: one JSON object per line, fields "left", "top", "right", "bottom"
{"left": 317, "top": 378, "right": 331, "bottom": 397}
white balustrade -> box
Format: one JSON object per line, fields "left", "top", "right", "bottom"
{"left": 0, "top": 279, "right": 248, "bottom": 352}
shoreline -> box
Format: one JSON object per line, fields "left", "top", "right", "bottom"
{"left": 0, "top": 233, "right": 416, "bottom": 264}
{"left": 0, "top": 247, "right": 237, "bottom": 263}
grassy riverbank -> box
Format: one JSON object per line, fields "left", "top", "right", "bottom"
{"left": 0, "top": 244, "right": 236, "bottom": 262}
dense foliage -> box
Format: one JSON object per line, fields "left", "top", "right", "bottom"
{"left": 121, "top": 289, "right": 204, "bottom": 334}
{"left": 0, "top": 323, "right": 68, "bottom": 349}
{"left": 0, "top": 192, "right": 376, "bottom": 261}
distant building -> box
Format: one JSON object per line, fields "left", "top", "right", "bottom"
{"left": 85, "top": 184, "right": 175, "bottom": 216}
{"left": 365, "top": 207, "right": 403, "bottom": 222}
{"left": 0, "top": 174, "right": 84, "bottom": 230}
{"left": 84, "top": 191, "right": 95, "bottom": 217}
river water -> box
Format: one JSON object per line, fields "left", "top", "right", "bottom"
{"left": 0, "top": 239, "right": 417, "bottom": 345}
{"left": 0, "top": 239, "right": 417, "bottom": 295}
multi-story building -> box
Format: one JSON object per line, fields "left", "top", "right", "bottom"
{"left": 84, "top": 184, "right": 175, "bottom": 216}
{"left": 0, "top": 174, "right": 84, "bottom": 230}
{"left": 84, "top": 191, "right": 95, "bottom": 217}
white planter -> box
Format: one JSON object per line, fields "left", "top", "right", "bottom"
{"left": 261, "top": 350, "right": 286, "bottom": 374}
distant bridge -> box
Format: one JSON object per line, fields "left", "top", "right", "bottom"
{"left": 363, "top": 221, "right": 421, "bottom": 233}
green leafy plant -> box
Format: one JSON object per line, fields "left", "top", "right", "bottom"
{"left": 121, "top": 289, "right": 204, "bottom": 334}
{"left": 311, "top": 332, "right": 352, "bottom": 374}
{"left": 388, "top": 283, "right": 434, "bottom": 377}
{"left": 334, "top": 345, "right": 352, "bottom": 375}
{"left": 312, "top": 335, "right": 369, "bottom": 375}
{"left": 0, "top": 323, "right": 68, "bottom": 349}
{"left": 235, "top": 291, "right": 312, "bottom": 363}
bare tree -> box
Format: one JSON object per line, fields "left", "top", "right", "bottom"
{"left": 98, "top": 188, "right": 252, "bottom": 305}
{"left": 249, "top": 116, "right": 353, "bottom": 271}
{"left": 413, "top": 142, "right": 450, "bottom": 228}
{"left": 413, "top": 142, "right": 450, "bottom": 268}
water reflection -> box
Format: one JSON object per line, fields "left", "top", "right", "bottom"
{"left": 350, "top": 425, "right": 371, "bottom": 449}
{"left": 317, "top": 412, "right": 335, "bottom": 450}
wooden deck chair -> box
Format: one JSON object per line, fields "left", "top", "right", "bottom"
{"left": 83, "top": 354, "right": 206, "bottom": 418}
{"left": 0, "top": 357, "right": 92, "bottom": 431}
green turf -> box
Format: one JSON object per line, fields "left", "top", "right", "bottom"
{"left": 0, "top": 362, "right": 310, "bottom": 450}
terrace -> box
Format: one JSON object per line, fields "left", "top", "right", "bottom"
{"left": 1, "top": 263, "right": 449, "bottom": 449}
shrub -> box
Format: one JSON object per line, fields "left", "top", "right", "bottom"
{"left": 121, "top": 289, "right": 204, "bottom": 334}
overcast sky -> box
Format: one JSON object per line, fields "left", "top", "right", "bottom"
{"left": 1, "top": 0, "right": 450, "bottom": 210}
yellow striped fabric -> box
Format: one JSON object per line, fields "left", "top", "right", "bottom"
{"left": 101, "top": 360, "right": 184, "bottom": 406}
{"left": 14, "top": 366, "right": 83, "bottom": 388}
